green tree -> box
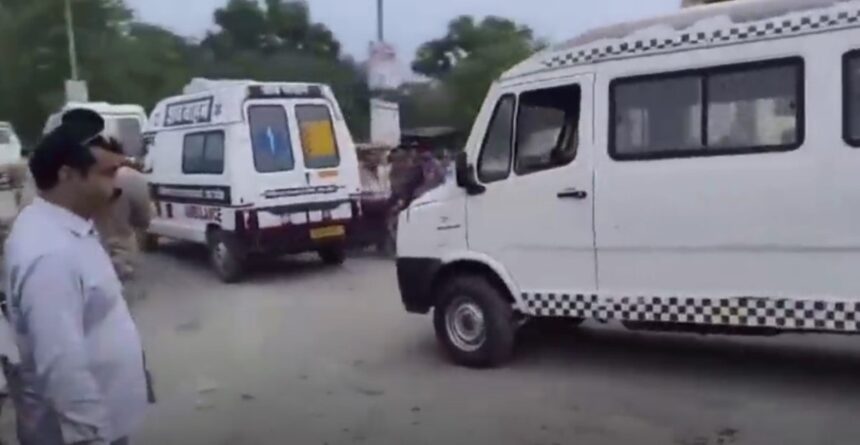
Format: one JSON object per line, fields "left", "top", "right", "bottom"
{"left": 205, "top": 0, "right": 341, "bottom": 59}
{"left": 412, "top": 16, "right": 536, "bottom": 78}
{"left": 405, "top": 15, "right": 539, "bottom": 132}
{"left": 0, "top": 0, "right": 133, "bottom": 143}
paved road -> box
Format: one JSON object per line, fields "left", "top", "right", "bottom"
{"left": 131, "top": 246, "right": 860, "bottom": 445}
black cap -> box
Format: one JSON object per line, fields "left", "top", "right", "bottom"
{"left": 61, "top": 108, "right": 105, "bottom": 145}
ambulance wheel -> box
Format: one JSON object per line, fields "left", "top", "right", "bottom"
{"left": 433, "top": 275, "right": 515, "bottom": 368}
{"left": 318, "top": 245, "right": 346, "bottom": 265}
{"left": 208, "top": 231, "right": 245, "bottom": 283}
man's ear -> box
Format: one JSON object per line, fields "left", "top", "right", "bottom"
{"left": 57, "top": 165, "right": 74, "bottom": 183}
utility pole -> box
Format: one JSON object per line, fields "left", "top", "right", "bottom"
{"left": 65, "top": 0, "right": 79, "bottom": 80}
{"left": 377, "top": 0, "right": 384, "bottom": 42}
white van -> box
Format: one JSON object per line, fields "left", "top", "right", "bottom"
{"left": 0, "top": 122, "right": 22, "bottom": 165}
{"left": 44, "top": 102, "right": 148, "bottom": 158}
{"left": 397, "top": 0, "right": 860, "bottom": 367}
{"left": 145, "top": 79, "right": 362, "bottom": 282}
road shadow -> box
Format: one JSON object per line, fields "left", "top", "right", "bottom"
{"left": 509, "top": 321, "right": 860, "bottom": 395}
{"left": 148, "top": 241, "right": 389, "bottom": 284}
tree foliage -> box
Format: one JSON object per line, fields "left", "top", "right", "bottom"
{"left": 412, "top": 16, "right": 536, "bottom": 79}
{"left": 403, "top": 15, "right": 539, "bottom": 133}
{"left": 0, "top": 0, "right": 536, "bottom": 147}
{"left": 0, "top": 0, "right": 367, "bottom": 145}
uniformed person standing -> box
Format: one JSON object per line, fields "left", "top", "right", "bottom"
{"left": 93, "top": 139, "right": 152, "bottom": 304}
{"left": 4, "top": 109, "right": 148, "bottom": 445}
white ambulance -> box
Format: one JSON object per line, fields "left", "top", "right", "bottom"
{"left": 144, "top": 79, "right": 362, "bottom": 282}
{"left": 44, "top": 102, "right": 148, "bottom": 158}
{"left": 397, "top": 0, "right": 860, "bottom": 367}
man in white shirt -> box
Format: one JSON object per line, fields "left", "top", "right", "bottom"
{"left": 4, "top": 110, "right": 148, "bottom": 444}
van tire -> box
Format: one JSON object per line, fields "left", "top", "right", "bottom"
{"left": 208, "top": 230, "right": 245, "bottom": 283}
{"left": 433, "top": 275, "right": 515, "bottom": 368}
{"left": 318, "top": 246, "right": 346, "bottom": 265}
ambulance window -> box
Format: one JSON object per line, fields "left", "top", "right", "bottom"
{"left": 296, "top": 104, "right": 340, "bottom": 169}
{"left": 515, "top": 84, "right": 580, "bottom": 175}
{"left": 183, "top": 131, "right": 224, "bottom": 174}
{"left": 478, "top": 94, "right": 516, "bottom": 183}
{"left": 116, "top": 118, "right": 143, "bottom": 158}
{"left": 248, "top": 105, "right": 294, "bottom": 173}
{"left": 844, "top": 51, "right": 860, "bottom": 146}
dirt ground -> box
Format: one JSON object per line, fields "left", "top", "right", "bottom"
{"left": 129, "top": 245, "right": 860, "bottom": 445}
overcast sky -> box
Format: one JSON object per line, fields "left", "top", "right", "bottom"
{"left": 127, "top": 0, "right": 680, "bottom": 60}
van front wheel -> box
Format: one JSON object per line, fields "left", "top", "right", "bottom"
{"left": 433, "top": 275, "right": 515, "bottom": 368}
{"left": 208, "top": 231, "right": 245, "bottom": 283}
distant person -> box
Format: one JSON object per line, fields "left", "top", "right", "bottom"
{"left": 4, "top": 109, "right": 149, "bottom": 445}
{"left": 413, "top": 145, "right": 446, "bottom": 199}
{"left": 388, "top": 146, "right": 422, "bottom": 211}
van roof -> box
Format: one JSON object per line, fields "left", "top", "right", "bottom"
{"left": 147, "top": 79, "right": 338, "bottom": 131}
{"left": 61, "top": 102, "right": 146, "bottom": 116}
{"left": 503, "top": 0, "right": 859, "bottom": 79}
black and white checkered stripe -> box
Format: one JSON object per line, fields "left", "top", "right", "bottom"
{"left": 521, "top": 293, "right": 860, "bottom": 332}
{"left": 542, "top": 6, "right": 860, "bottom": 69}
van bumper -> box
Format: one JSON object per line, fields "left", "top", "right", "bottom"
{"left": 396, "top": 257, "right": 442, "bottom": 314}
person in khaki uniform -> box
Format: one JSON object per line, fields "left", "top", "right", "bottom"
{"left": 93, "top": 139, "right": 152, "bottom": 303}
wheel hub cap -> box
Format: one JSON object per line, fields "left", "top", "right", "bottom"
{"left": 446, "top": 299, "right": 486, "bottom": 352}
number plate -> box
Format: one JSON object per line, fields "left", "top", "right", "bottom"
{"left": 310, "top": 225, "right": 345, "bottom": 240}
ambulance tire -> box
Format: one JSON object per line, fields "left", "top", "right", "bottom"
{"left": 208, "top": 230, "right": 245, "bottom": 283}
{"left": 433, "top": 275, "right": 515, "bottom": 368}
{"left": 318, "top": 245, "right": 346, "bottom": 265}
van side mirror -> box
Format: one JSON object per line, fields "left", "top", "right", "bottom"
{"left": 455, "top": 151, "right": 486, "bottom": 196}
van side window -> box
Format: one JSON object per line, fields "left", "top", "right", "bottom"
{"left": 515, "top": 84, "right": 581, "bottom": 175}
{"left": 248, "top": 105, "right": 294, "bottom": 173}
{"left": 611, "top": 58, "right": 803, "bottom": 160}
{"left": 844, "top": 51, "right": 860, "bottom": 146}
{"left": 182, "top": 131, "right": 224, "bottom": 175}
{"left": 296, "top": 105, "right": 340, "bottom": 169}
{"left": 478, "top": 95, "right": 516, "bottom": 183}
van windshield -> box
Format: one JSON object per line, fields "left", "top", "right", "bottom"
{"left": 248, "top": 105, "right": 295, "bottom": 173}
{"left": 296, "top": 104, "right": 339, "bottom": 169}
{"left": 0, "top": 129, "right": 10, "bottom": 144}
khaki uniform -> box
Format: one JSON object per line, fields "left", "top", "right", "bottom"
{"left": 94, "top": 167, "right": 152, "bottom": 286}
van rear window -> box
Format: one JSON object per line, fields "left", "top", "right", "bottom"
{"left": 248, "top": 105, "right": 294, "bottom": 173}
{"left": 296, "top": 105, "right": 340, "bottom": 169}
{"left": 610, "top": 58, "right": 803, "bottom": 160}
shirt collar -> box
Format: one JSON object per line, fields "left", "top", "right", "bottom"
{"left": 32, "top": 197, "right": 95, "bottom": 237}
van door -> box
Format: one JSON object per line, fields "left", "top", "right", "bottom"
{"left": 291, "top": 100, "right": 343, "bottom": 189}
{"left": 245, "top": 102, "right": 307, "bottom": 202}
{"left": 467, "top": 74, "right": 596, "bottom": 299}
{"left": 597, "top": 57, "right": 811, "bottom": 299}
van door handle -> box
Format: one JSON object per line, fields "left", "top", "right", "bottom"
{"left": 557, "top": 188, "right": 588, "bottom": 200}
